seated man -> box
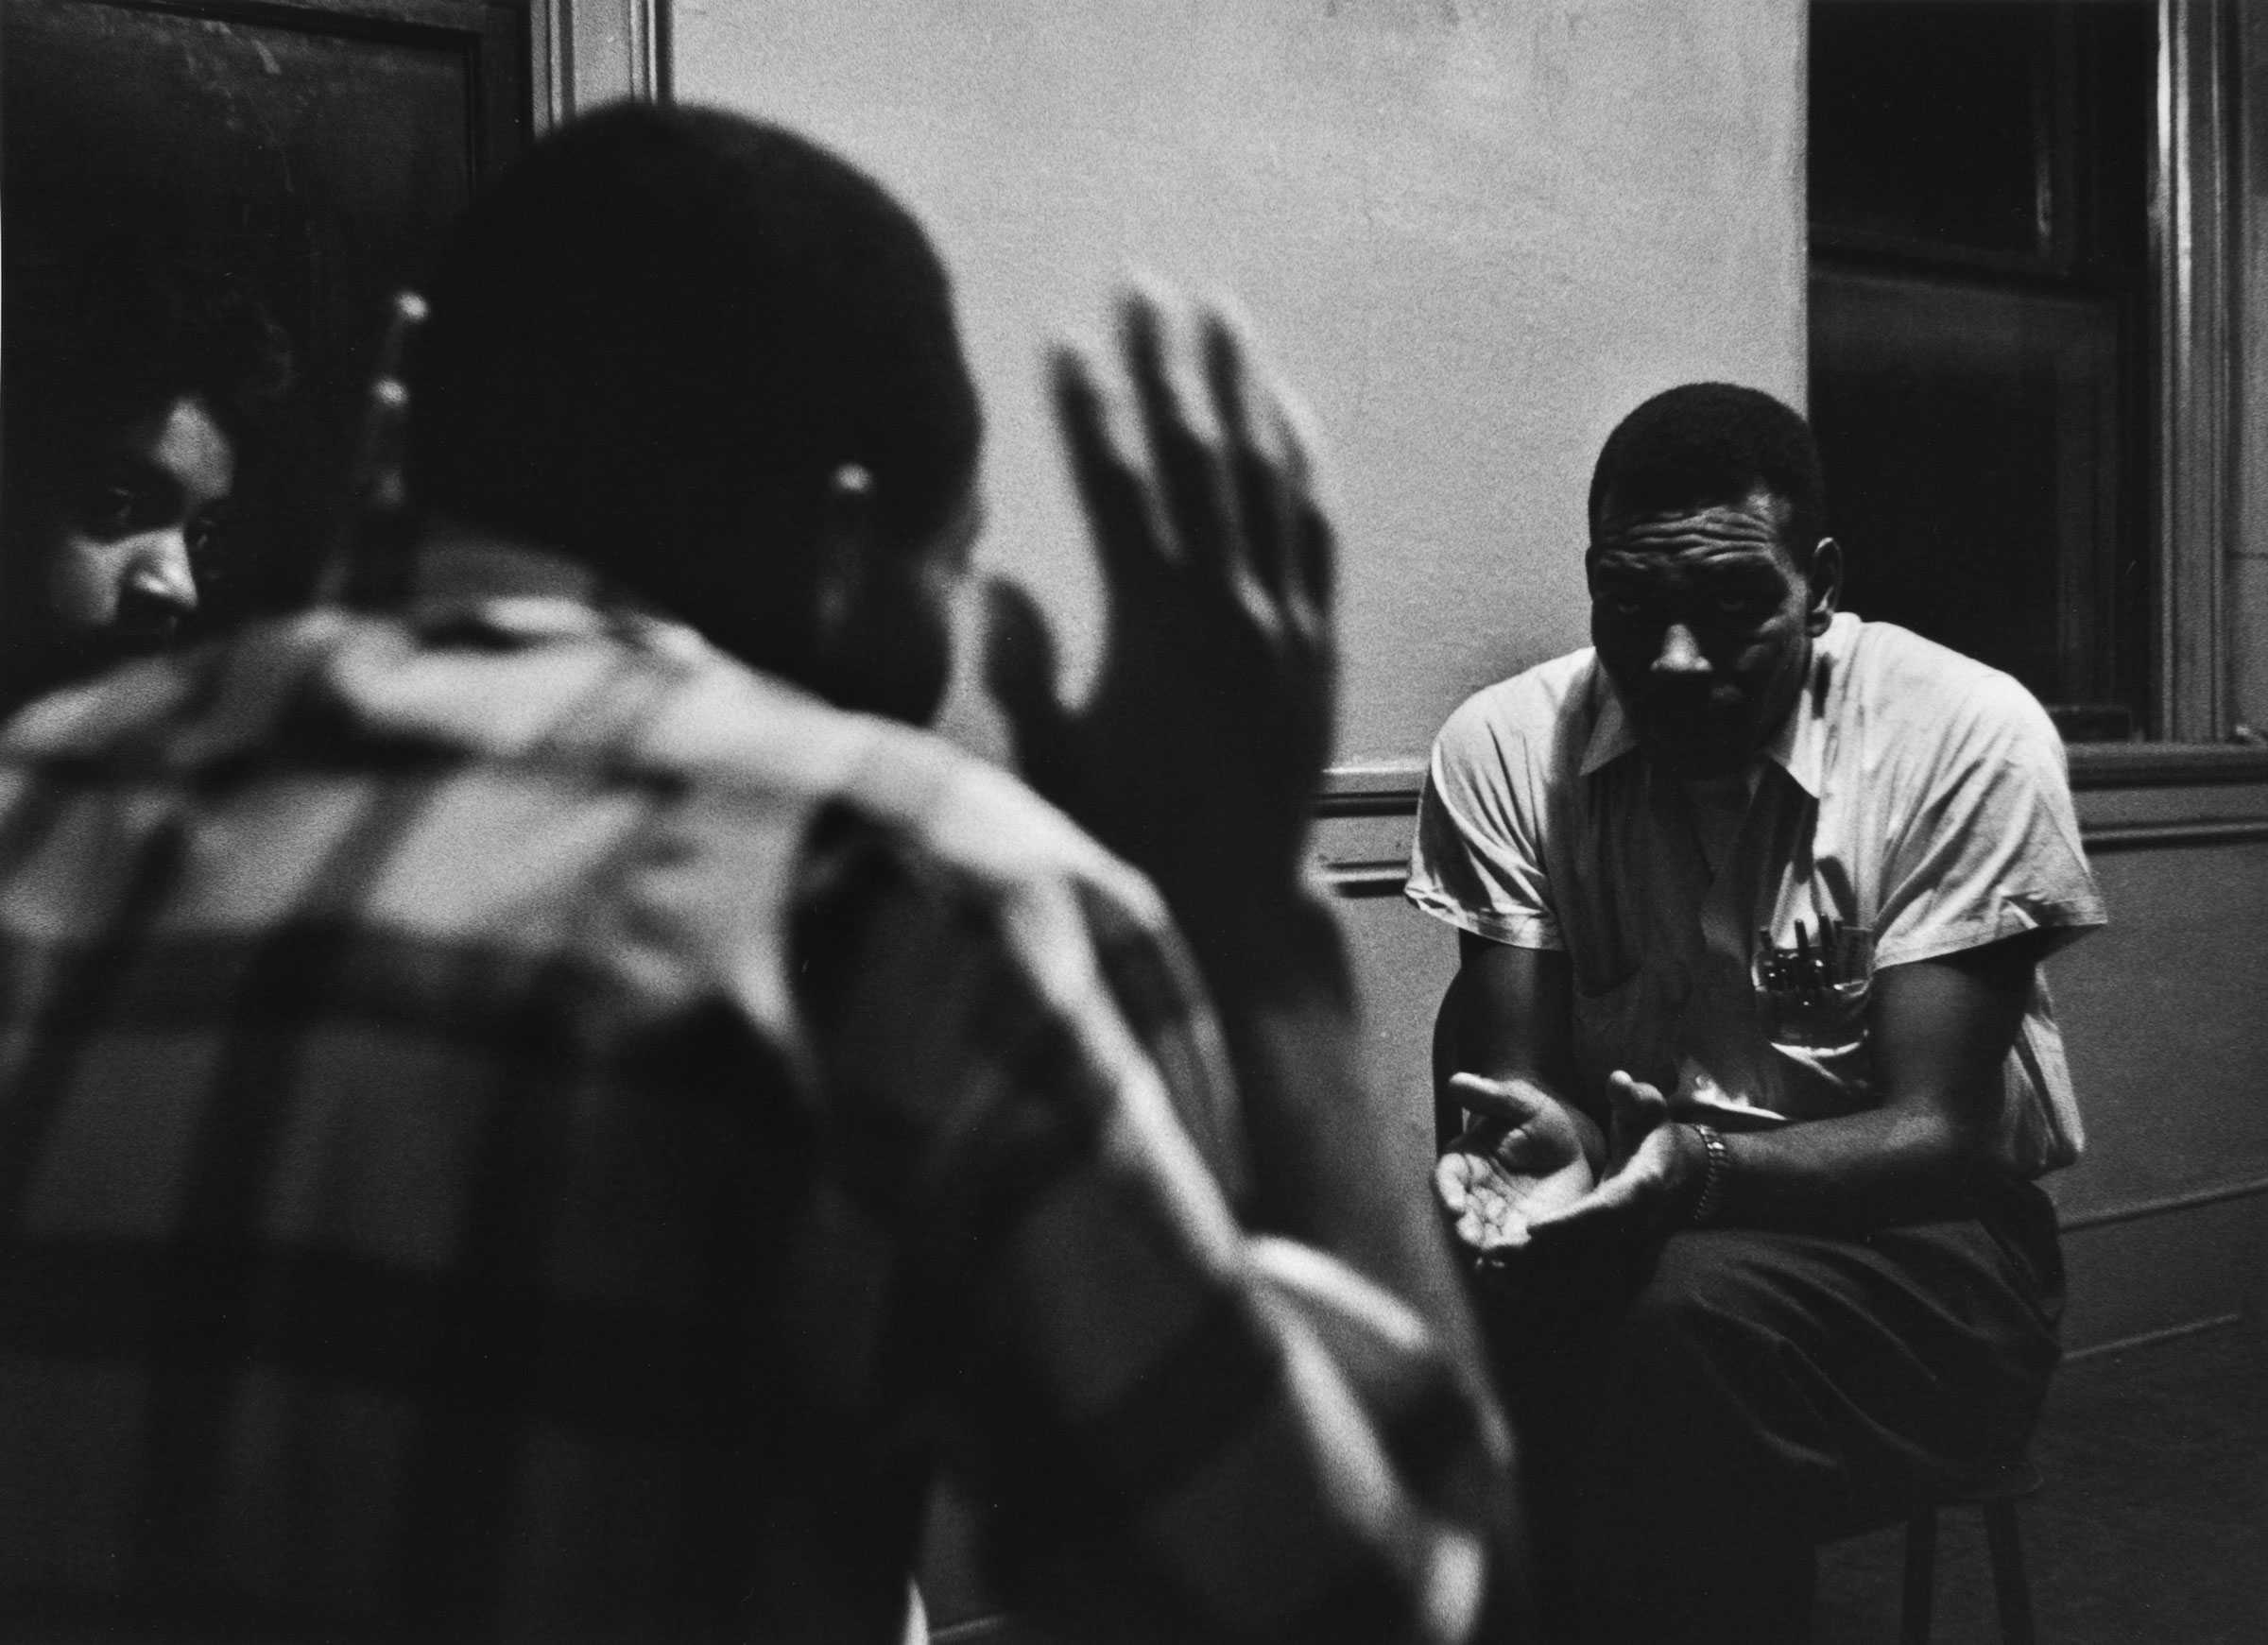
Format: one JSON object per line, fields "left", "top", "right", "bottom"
{"left": 1411, "top": 383, "right": 2105, "bottom": 1643}
{"left": 0, "top": 108, "right": 1511, "bottom": 1642}
{"left": 0, "top": 230, "right": 292, "bottom": 711}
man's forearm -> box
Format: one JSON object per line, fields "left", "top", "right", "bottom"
{"left": 1202, "top": 898, "right": 1494, "bottom": 1384}
{"left": 1692, "top": 946, "right": 2037, "bottom": 1235}
{"left": 1435, "top": 944, "right": 1607, "bottom": 1160}
{"left": 1205, "top": 897, "right": 1532, "bottom": 1634}
{"left": 1694, "top": 1104, "right": 1994, "bottom": 1234}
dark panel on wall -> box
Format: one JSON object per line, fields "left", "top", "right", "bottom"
{"left": 2048, "top": 837, "right": 2268, "bottom": 1218}
{"left": 3, "top": 0, "right": 527, "bottom": 610}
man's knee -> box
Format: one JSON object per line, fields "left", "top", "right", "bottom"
{"left": 1581, "top": 1229, "right": 1861, "bottom": 1528}
{"left": 1607, "top": 1230, "right": 1804, "bottom": 1394}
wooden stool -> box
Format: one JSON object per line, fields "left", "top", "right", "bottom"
{"left": 1899, "top": 1456, "right": 2040, "bottom": 1645}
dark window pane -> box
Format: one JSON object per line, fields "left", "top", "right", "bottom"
{"left": 1811, "top": 267, "right": 2133, "bottom": 720}
{"left": 1810, "top": 2, "right": 2053, "bottom": 261}
{"left": 1809, "top": 0, "right": 2154, "bottom": 740}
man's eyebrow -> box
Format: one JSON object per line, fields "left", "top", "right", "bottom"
{"left": 1588, "top": 550, "right": 1790, "bottom": 604}
{"left": 1697, "top": 557, "right": 1787, "bottom": 582}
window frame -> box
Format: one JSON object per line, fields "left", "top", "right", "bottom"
{"left": 528, "top": 0, "right": 666, "bottom": 128}
{"left": 2108, "top": 0, "right": 2268, "bottom": 780}
{"left": 1802, "top": 0, "right": 2268, "bottom": 772}
{"left": 2155, "top": 0, "right": 2236, "bottom": 745}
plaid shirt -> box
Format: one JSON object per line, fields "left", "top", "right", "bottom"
{"left": 0, "top": 542, "right": 1501, "bottom": 1644}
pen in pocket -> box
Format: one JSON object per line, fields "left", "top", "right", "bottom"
{"left": 1753, "top": 916, "right": 1871, "bottom": 1005}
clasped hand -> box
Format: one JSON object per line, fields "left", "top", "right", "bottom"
{"left": 1435, "top": 1070, "right": 1697, "bottom": 1266}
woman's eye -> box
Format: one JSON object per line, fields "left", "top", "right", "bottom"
{"left": 187, "top": 519, "right": 238, "bottom": 583}
{"left": 88, "top": 483, "right": 143, "bottom": 531}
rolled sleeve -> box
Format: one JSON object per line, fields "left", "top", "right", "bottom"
{"left": 1873, "top": 672, "right": 2107, "bottom": 970}
{"left": 1405, "top": 688, "right": 1565, "bottom": 951}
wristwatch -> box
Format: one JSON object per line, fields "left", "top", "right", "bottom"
{"left": 1686, "top": 1122, "right": 1729, "bottom": 1226}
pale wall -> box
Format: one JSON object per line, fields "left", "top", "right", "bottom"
{"left": 674, "top": 0, "right": 1809, "bottom": 1302}
{"left": 673, "top": 0, "right": 1809, "bottom": 768}
{"left": 672, "top": 0, "right": 2268, "bottom": 1370}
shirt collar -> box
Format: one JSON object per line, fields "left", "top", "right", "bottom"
{"left": 409, "top": 522, "right": 604, "bottom": 608}
{"left": 1577, "top": 663, "right": 1641, "bottom": 777}
{"left": 404, "top": 523, "right": 708, "bottom": 660}
{"left": 1576, "top": 611, "right": 1853, "bottom": 797}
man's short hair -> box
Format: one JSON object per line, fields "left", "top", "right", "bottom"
{"left": 408, "top": 103, "right": 982, "bottom": 646}
{"left": 1587, "top": 383, "right": 1827, "bottom": 560}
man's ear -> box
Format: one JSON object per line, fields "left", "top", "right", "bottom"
{"left": 1804, "top": 537, "right": 1843, "bottom": 635}
{"left": 808, "top": 462, "right": 881, "bottom": 649}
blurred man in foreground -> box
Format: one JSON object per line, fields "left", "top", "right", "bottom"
{"left": 0, "top": 104, "right": 1510, "bottom": 1642}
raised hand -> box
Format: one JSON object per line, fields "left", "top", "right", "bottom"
{"left": 1434, "top": 1073, "right": 1600, "bottom": 1261}
{"left": 985, "top": 286, "right": 1336, "bottom": 974}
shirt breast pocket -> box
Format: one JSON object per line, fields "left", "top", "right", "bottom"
{"left": 1751, "top": 918, "right": 1876, "bottom": 1106}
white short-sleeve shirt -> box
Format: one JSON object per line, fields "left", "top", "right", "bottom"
{"left": 1407, "top": 613, "right": 2107, "bottom": 1175}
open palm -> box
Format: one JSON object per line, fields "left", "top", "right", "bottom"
{"left": 1434, "top": 1073, "right": 1598, "bottom": 1257}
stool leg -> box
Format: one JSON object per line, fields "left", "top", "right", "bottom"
{"left": 1983, "top": 1499, "right": 2036, "bottom": 1645}
{"left": 1900, "top": 1508, "right": 1938, "bottom": 1645}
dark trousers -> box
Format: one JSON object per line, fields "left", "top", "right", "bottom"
{"left": 1479, "top": 1178, "right": 2064, "bottom": 1644}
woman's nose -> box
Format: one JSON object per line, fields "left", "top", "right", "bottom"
{"left": 119, "top": 535, "right": 198, "bottom": 625}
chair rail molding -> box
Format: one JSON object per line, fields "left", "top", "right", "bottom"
{"left": 1312, "top": 749, "right": 2268, "bottom": 896}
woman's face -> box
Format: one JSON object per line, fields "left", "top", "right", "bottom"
{"left": 41, "top": 394, "right": 236, "bottom": 654}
